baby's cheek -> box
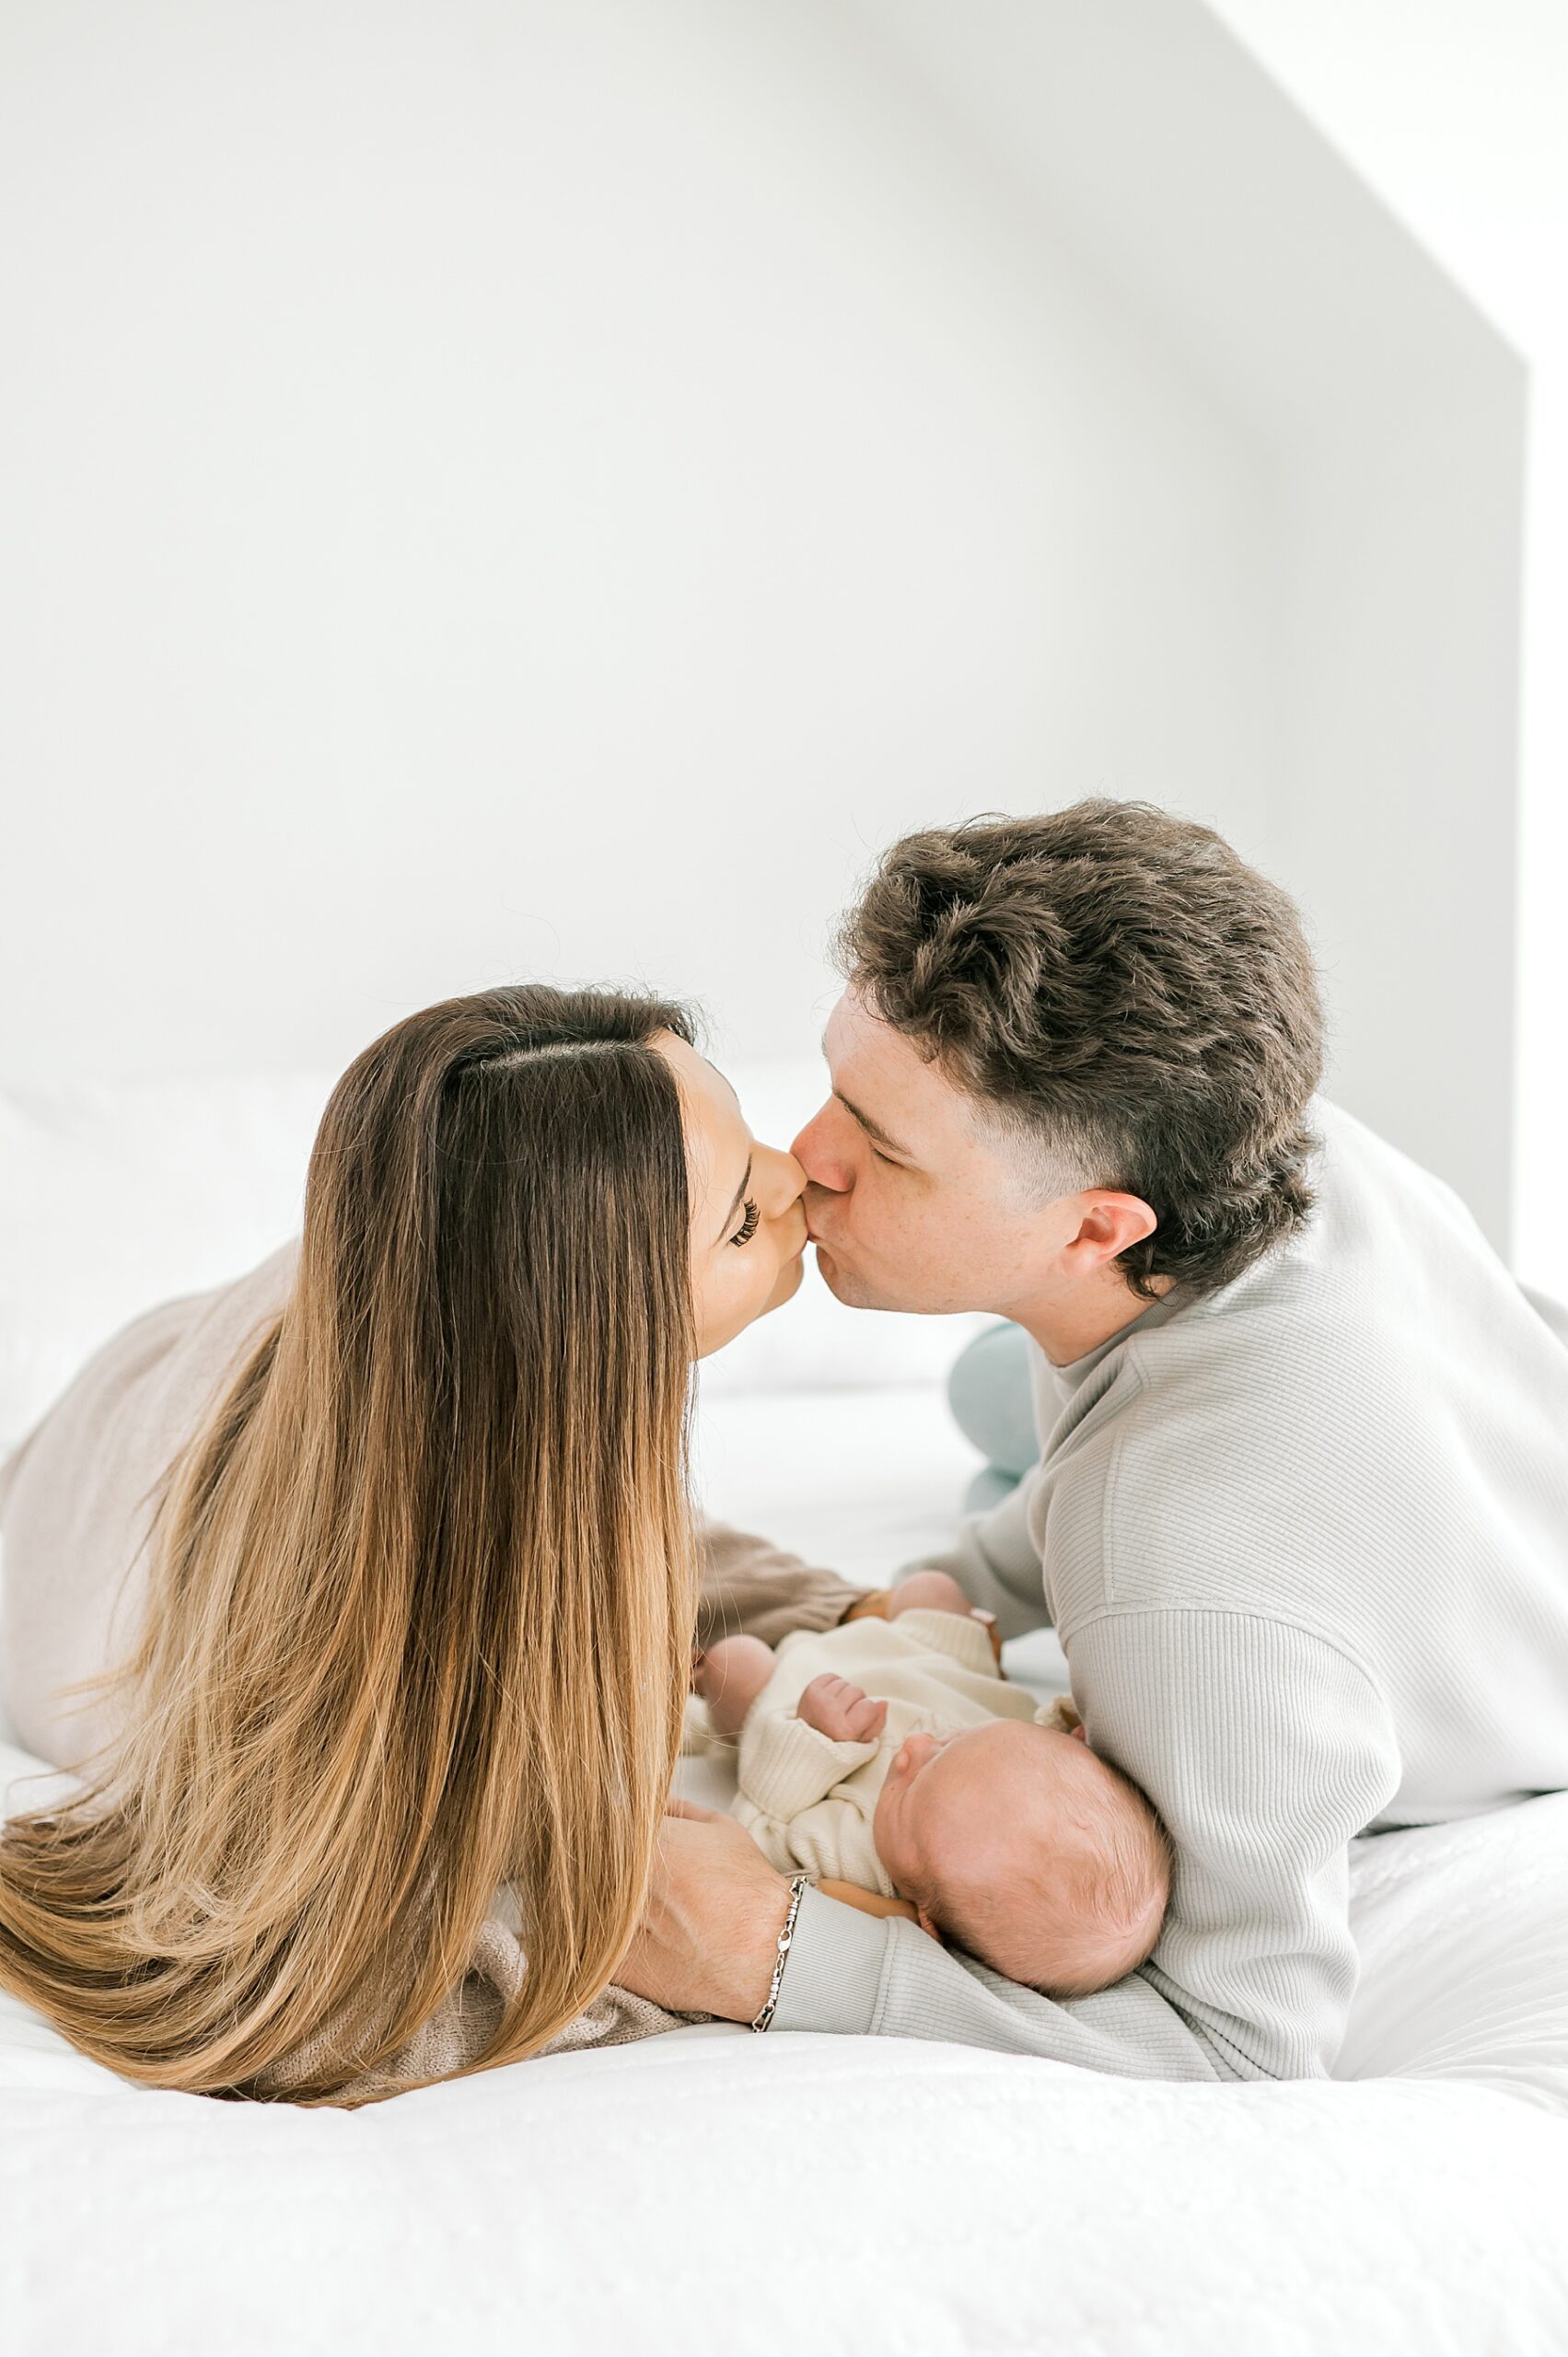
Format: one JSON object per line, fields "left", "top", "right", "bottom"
{"left": 884, "top": 1786, "right": 941, "bottom": 1895}
{"left": 908, "top": 1802, "right": 953, "bottom": 1883}
{"left": 871, "top": 1787, "right": 902, "bottom": 1867}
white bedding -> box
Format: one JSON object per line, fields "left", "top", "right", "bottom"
{"left": 4, "top": 1072, "right": 1568, "bottom": 2352}
{"left": 3, "top": 1712, "right": 1566, "bottom": 2354}
{"left": 4, "top": 1390, "right": 1566, "bottom": 2356}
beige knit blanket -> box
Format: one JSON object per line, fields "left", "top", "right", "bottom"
{"left": 0, "top": 1245, "right": 863, "bottom": 2097}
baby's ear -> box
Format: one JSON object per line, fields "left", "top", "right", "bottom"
{"left": 915, "top": 1904, "right": 943, "bottom": 1943}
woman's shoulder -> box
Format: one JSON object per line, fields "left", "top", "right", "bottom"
{"left": 161, "top": 1239, "right": 299, "bottom": 1396}
{"left": 7, "top": 1240, "right": 299, "bottom": 1506}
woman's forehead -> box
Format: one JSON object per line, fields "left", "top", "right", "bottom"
{"left": 650, "top": 1032, "right": 749, "bottom": 1216}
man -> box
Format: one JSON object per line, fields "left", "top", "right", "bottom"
{"left": 624, "top": 801, "right": 1568, "bottom": 2080}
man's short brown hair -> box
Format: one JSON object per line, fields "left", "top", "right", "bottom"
{"left": 837, "top": 801, "right": 1324, "bottom": 1298}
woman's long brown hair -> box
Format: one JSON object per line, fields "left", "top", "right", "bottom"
{"left": 0, "top": 985, "right": 699, "bottom": 2102}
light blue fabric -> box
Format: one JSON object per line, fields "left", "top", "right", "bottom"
{"left": 947, "top": 1320, "right": 1039, "bottom": 1509}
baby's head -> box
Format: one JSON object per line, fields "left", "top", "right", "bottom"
{"left": 871, "top": 1719, "right": 1170, "bottom": 1997}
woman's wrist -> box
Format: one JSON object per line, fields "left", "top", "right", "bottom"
{"left": 749, "top": 1872, "right": 811, "bottom": 2031}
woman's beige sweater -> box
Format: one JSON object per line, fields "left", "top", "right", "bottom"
{"left": 0, "top": 1246, "right": 863, "bottom": 2098}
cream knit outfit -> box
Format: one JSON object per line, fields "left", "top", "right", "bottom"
{"left": 730, "top": 1609, "right": 1046, "bottom": 1893}
{"left": 0, "top": 1245, "right": 864, "bottom": 2096}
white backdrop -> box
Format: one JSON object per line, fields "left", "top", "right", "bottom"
{"left": 0, "top": 0, "right": 1529, "bottom": 1254}
{"left": 0, "top": 0, "right": 1280, "bottom": 1089}
{"left": 847, "top": 0, "right": 1527, "bottom": 1249}
{"left": 0, "top": 0, "right": 1272, "bottom": 1084}
{"left": 1202, "top": 0, "right": 1568, "bottom": 1288}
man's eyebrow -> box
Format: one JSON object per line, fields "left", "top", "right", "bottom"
{"left": 716, "top": 1155, "right": 753, "bottom": 1244}
{"left": 834, "top": 1091, "right": 912, "bottom": 1161}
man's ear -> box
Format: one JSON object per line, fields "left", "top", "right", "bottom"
{"left": 1069, "top": 1190, "right": 1157, "bottom": 1269}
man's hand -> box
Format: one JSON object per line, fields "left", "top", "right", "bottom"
{"left": 796, "top": 1672, "right": 888, "bottom": 1744}
{"left": 617, "top": 1800, "right": 796, "bottom": 2022}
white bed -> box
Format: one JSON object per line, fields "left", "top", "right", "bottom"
{"left": 3, "top": 1068, "right": 1567, "bottom": 2355}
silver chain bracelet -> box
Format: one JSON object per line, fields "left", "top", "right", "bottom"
{"left": 750, "top": 1872, "right": 811, "bottom": 2033}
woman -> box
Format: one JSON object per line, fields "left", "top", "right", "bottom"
{"left": 0, "top": 985, "right": 858, "bottom": 2102}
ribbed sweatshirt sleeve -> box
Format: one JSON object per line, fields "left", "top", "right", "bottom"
{"left": 774, "top": 1609, "right": 1400, "bottom": 2081}
{"left": 908, "top": 1469, "right": 1051, "bottom": 1643}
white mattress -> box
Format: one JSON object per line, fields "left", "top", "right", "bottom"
{"left": 4, "top": 1382, "right": 1567, "bottom": 2354}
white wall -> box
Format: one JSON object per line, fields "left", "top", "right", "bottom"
{"left": 1200, "top": 0, "right": 1568, "bottom": 1278}
{"left": 850, "top": 0, "right": 1527, "bottom": 1248}
{"left": 1271, "top": 376, "right": 1525, "bottom": 1248}
{"left": 0, "top": 0, "right": 1281, "bottom": 1093}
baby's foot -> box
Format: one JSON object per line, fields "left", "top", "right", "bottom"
{"left": 886, "top": 1569, "right": 976, "bottom": 1619}
{"left": 692, "top": 1632, "right": 777, "bottom": 1738}
{"left": 887, "top": 1572, "right": 1004, "bottom": 1667}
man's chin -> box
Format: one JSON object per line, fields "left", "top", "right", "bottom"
{"left": 812, "top": 1241, "right": 889, "bottom": 1312}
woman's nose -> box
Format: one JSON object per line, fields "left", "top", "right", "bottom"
{"left": 758, "top": 1144, "right": 806, "bottom": 1210}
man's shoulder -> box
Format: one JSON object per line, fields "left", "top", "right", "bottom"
{"left": 1122, "top": 1095, "right": 1492, "bottom": 1401}
{"left": 1040, "top": 1092, "right": 1566, "bottom": 1629}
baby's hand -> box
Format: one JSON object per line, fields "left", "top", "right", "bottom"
{"left": 796, "top": 1673, "right": 889, "bottom": 1744}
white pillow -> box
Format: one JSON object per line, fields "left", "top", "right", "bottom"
{"left": 0, "top": 1062, "right": 987, "bottom": 1456}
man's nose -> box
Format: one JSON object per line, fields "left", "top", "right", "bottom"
{"left": 790, "top": 1103, "right": 851, "bottom": 1192}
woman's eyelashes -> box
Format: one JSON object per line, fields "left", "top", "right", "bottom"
{"left": 729, "top": 1198, "right": 761, "bottom": 1248}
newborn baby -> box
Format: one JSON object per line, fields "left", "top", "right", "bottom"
{"left": 691, "top": 1573, "right": 1170, "bottom": 1999}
